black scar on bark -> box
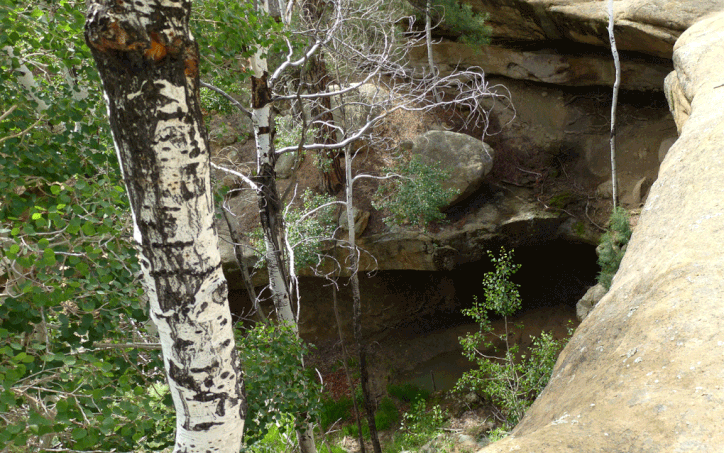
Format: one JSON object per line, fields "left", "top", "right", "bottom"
{"left": 251, "top": 72, "right": 272, "bottom": 108}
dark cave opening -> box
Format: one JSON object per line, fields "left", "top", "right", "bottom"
{"left": 228, "top": 239, "right": 600, "bottom": 343}
{"left": 381, "top": 239, "right": 600, "bottom": 338}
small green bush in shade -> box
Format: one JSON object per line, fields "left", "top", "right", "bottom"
{"left": 320, "top": 397, "right": 353, "bottom": 431}
{"left": 597, "top": 206, "right": 632, "bottom": 289}
{"left": 387, "top": 382, "right": 431, "bottom": 403}
{"left": 374, "top": 155, "right": 458, "bottom": 228}
{"left": 341, "top": 397, "right": 399, "bottom": 439}
{"left": 375, "top": 397, "right": 400, "bottom": 431}
{"left": 387, "top": 400, "right": 449, "bottom": 453}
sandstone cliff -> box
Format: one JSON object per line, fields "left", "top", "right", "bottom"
{"left": 479, "top": 11, "right": 724, "bottom": 452}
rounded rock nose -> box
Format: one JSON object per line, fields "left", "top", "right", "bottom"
{"left": 411, "top": 130, "right": 494, "bottom": 208}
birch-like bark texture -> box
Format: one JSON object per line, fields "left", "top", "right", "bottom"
{"left": 250, "top": 49, "right": 297, "bottom": 330}
{"left": 425, "top": 0, "right": 441, "bottom": 103}
{"left": 84, "top": 1, "right": 245, "bottom": 452}
{"left": 608, "top": 0, "right": 621, "bottom": 208}
{"left": 250, "top": 19, "right": 319, "bottom": 453}
{"left": 249, "top": 5, "right": 315, "bottom": 451}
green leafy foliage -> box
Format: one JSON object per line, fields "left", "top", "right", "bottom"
{"left": 387, "top": 399, "right": 448, "bottom": 453}
{"left": 243, "top": 411, "right": 346, "bottom": 453}
{"left": 320, "top": 396, "right": 353, "bottom": 431}
{"left": 341, "top": 396, "right": 400, "bottom": 440}
{"left": 375, "top": 397, "right": 400, "bottom": 431}
{"left": 192, "top": 0, "right": 306, "bottom": 117}
{"left": 597, "top": 206, "right": 632, "bottom": 289}
{"left": 192, "top": 0, "right": 289, "bottom": 86}
{"left": 387, "top": 382, "right": 430, "bottom": 403}
{"left": 238, "top": 322, "right": 323, "bottom": 445}
{"left": 275, "top": 115, "right": 306, "bottom": 150}
{"left": 374, "top": 155, "right": 458, "bottom": 228}
{"left": 0, "top": 1, "right": 174, "bottom": 450}
{"left": 430, "top": 0, "right": 491, "bottom": 46}
{"left": 403, "top": 0, "right": 491, "bottom": 46}
{"left": 455, "top": 248, "right": 570, "bottom": 435}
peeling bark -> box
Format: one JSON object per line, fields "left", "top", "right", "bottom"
{"left": 250, "top": 7, "right": 316, "bottom": 451}
{"left": 85, "top": 1, "right": 245, "bottom": 451}
{"left": 250, "top": 58, "right": 296, "bottom": 328}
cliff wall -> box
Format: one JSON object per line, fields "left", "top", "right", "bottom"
{"left": 480, "top": 11, "right": 724, "bottom": 452}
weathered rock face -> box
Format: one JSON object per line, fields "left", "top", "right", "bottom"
{"left": 410, "top": 40, "right": 672, "bottom": 91}
{"left": 354, "top": 186, "right": 565, "bottom": 273}
{"left": 410, "top": 0, "right": 723, "bottom": 91}
{"left": 468, "top": 0, "right": 723, "bottom": 57}
{"left": 481, "top": 74, "right": 674, "bottom": 207}
{"left": 479, "top": 11, "right": 724, "bottom": 452}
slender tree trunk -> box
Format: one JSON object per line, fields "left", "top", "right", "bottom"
{"left": 250, "top": 50, "right": 297, "bottom": 329}
{"left": 425, "top": 0, "right": 441, "bottom": 103}
{"left": 302, "top": 0, "right": 344, "bottom": 194}
{"left": 250, "top": 6, "right": 316, "bottom": 451}
{"left": 608, "top": 0, "right": 620, "bottom": 208}
{"left": 344, "top": 146, "right": 382, "bottom": 453}
{"left": 85, "top": 1, "right": 245, "bottom": 452}
{"left": 221, "top": 208, "right": 267, "bottom": 323}
{"left": 331, "top": 284, "right": 366, "bottom": 453}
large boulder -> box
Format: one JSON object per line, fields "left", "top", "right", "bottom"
{"left": 479, "top": 11, "right": 724, "bottom": 452}
{"left": 403, "top": 130, "right": 495, "bottom": 207}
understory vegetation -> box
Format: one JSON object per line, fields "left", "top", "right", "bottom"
{"left": 238, "top": 249, "right": 570, "bottom": 452}
{"left": 374, "top": 155, "right": 458, "bottom": 228}
{"left": 596, "top": 206, "right": 632, "bottom": 289}
{"left": 456, "top": 248, "right": 570, "bottom": 436}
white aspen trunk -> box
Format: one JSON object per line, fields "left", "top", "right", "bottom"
{"left": 250, "top": 6, "right": 316, "bottom": 452}
{"left": 2, "top": 46, "right": 49, "bottom": 111}
{"left": 250, "top": 48, "right": 297, "bottom": 330}
{"left": 426, "top": 0, "right": 435, "bottom": 76}
{"left": 85, "top": 1, "right": 245, "bottom": 452}
{"left": 608, "top": 0, "right": 621, "bottom": 208}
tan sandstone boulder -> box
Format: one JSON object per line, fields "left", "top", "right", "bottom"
{"left": 479, "top": 11, "right": 724, "bottom": 452}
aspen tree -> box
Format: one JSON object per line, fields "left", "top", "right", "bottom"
{"left": 85, "top": 1, "right": 245, "bottom": 451}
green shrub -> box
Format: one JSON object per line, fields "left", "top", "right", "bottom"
{"left": 375, "top": 397, "right": 400, "bottom": 431}
{"left": 238, "top": 323, "right": 323, "bottom": 444}
{"left": 340, "top": 397, "right": 399, "bottom": 440}
{"left": 374, "top": 155, "right": 458, "bottom": 228}
{"left": 406, "top": 0, "right": 491, "bottom": 47}
{"left": 387, "top": 400, "right": 448, "bottom": 453}
{"left": 597, "top": 206, "right": 632, "bottom": 289}
{"left": 387, "top": 382, "right": 430, "bottom": 403}
{"left": 320, "top": 397, "right": 353, "bottom": 431}
{"left": 431, "top": 0, "right": 491, "bottom": 46}
{"left": 455, "top": 248, "right": 570, "bottom": 435}
{"left": 243, "top": 413, "right": 296, "bottom": 453}
{"left": 319, "top": 444, "right": 347, "bottom": 453}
